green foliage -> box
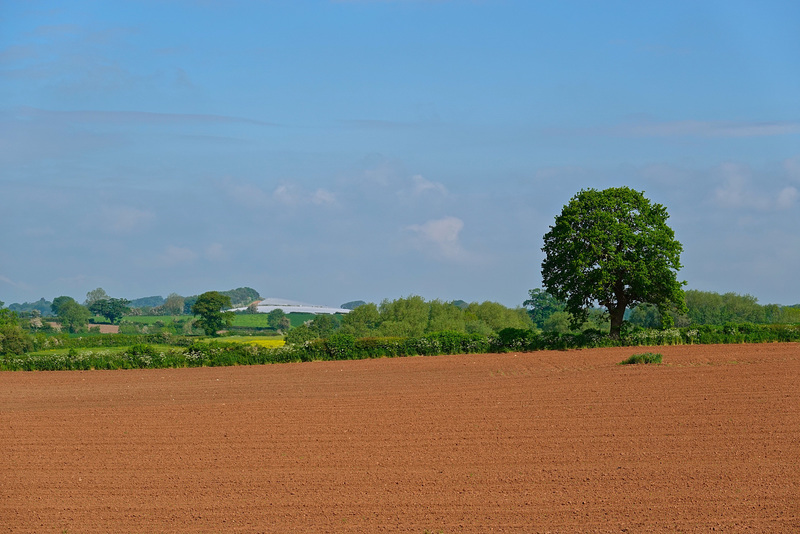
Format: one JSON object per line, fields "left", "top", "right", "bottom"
{"left": 0, "top": 309, "right": 34, "bottom": 356}
{"left": 620, "top": 352, "right": 663, "bottom": 365}
{"left": 4, "top": 321, "right": 800, "bottom": 371}
{"left": 683, "top": 290, "right": 800, "bottom": 325}
{"left": 88, "top": 297, "right": 131, "bottom": 324}
{"left": 339, "top": 303, "right": 381, "bottom": 337}
{"left": 191, "top": 291, "right": 235, "bottom": 336}
{"left": 542, "top": 187, "right": 686, "bottom": 339}
{"left": 220, "top": 287, "right": 261, "bottom": 308}
{"left": 524, "top": 288, "right": 566, "bottom": 328}
{"left": 378, "top": 295, "right": 430, "bottom": 337}
{"left": 427, "top": 300, "right": 467, "bottom": 333}
{"left": 128, "top": 295, "right": 166, "bottom": 309}
{"left": 6, "top": 298, "right": 54, "bottom": 316}
{"left": 52, "top": 297, "right": 91, "bottom": 333}
{"left": 285, "top": 324, "right": 317, "bottom": 345}
{"left": 267, "top": 309, "right": 291, "bottom": 332}
{"left": 51, "top": 296, "right": 75, "bottom": 317}
{"left": 465, "top": 301, "right": 533, "bottom": 332}
{"left": 84, "top": 287, "right": 109, "bottom": 306}
{"left": 340, "top": 300, "right": 367, "bottom": 310}
{"left": 163, "top": 293, "right": 185, "bottom": 316}
{"left": 309, "top": 297, "right": 535, "bottom": 342}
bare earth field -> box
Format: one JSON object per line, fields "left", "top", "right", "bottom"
{"left": 1, "top": 343, "right": 799, "bottom": 533}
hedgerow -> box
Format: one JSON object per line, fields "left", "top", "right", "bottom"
{"left": 2, "top": 323, "right": 798, "bottom": 371}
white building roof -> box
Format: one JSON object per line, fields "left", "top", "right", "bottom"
{"left": 230, "top": 297, "right": 351, "bottom": 315}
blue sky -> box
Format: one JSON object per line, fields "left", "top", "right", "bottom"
{"left": 1, "top": 0, "right": 799, "bottom": 308}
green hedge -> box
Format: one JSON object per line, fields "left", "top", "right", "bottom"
{"left": 3, "top": 323, "right": 799, "bottom": 371}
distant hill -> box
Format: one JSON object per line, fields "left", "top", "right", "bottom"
{"left": 341, "top": 300, "right": 367, "bottom": 310}
{"left": 129, "top": 296, "right": 165, "bottom": 309}
{"left": 6, "top": 298, "right": 53, "bottom": 316}
{"left": 221, "top": 287, "right": 261, "bottom": 308}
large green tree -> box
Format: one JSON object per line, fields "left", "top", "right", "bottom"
{"left": 541, "top": 187, "right": 686, "bottom": 339}
{"left": 191, "top": 291, "right": 235, "bottom": 336}
{"left": 88, "top": 297, "right": 130, "bottom": 324}
{"left": 52, "top": 297, "right": 91, "bottom": 333}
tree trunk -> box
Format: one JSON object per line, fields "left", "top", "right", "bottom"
{"left": 609, "top": 305, "right": 626, "bottom": 340}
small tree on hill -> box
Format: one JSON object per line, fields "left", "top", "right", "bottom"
{"left": 541, "top": 187, "right": 686, "bottom": 339}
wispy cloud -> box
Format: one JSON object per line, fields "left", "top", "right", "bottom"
{"left": 406, "top": 216, "right": 468, "bottom": 261}
{"left": 776, "top": 187, "right": 799, "bottom": 210}
{"left": 553, "top": 119, "right": 800, "bottom": 139}
{"left": 158, "top": 246, "right": 198, "bottom": 266}
{"left": 410, "top": 174, "right": 448, "bottom": 196}
{"left": 712, "top": 162, "right": 797, "bottom": 211}
{"left": 16, "top": 106, "right": 277, "bottom": 127}
{"left": 100, "top": 206, "right": 156, "bottom": 235}
{"left": 621, "top": 120, "right": 800, "bottom": 138}
{"left": 273, "top": 184, "right": 338, "bottom": 207}
{"left": 204, "top": 243, "right": 228, "bottom": 262}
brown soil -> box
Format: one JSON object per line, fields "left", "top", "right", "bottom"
{"left": 90, "top": 324, "right": 119, "bottom": 334}
{"left": 1, "top": 344, "right": 798, "bottom": 533}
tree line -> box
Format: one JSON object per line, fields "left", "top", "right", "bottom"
{"left": 525, "top": 288, "right": 800, "bottom": 333}
{"left": 284, "top": 296, "right": 533, "bottom": 344}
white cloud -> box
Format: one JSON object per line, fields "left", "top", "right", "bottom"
{"left": 713, "top": 163, "right": 771, "bottom": 210}
{"left": 224, "top": 179, "right": 271, "bottom": 208}
{"left": 785, "top": 158, "right": 800, "bottom": 182}
{"left": 17, "top": 107, "right": 274, "bottom": 126}
{"left": 411, "top": 174, "right": 448, "bottom": 196}
{"left": 712, "top": 163, "right": 798, "bottom": 211}
{"left": 626, "top": 120, "right": 800, "bottom": 138}
{"left": 406, "top": 216, "right": 467, "bottom": 261}
{"left": 204, "top": 243, "right": 228, "bottom": 261}
{"left": 312, "top": 189, "right": 337, "bottom": 206}
{"left": 273, "top": 184, "right": 337, "bottom": 207}
{"left": 101, "top": 206, "right": 156, "bottom": 234}
{"left": 0, "top": 274, "right": 23, "bottom": 288}
{"left": 158, "top": 246, "right": 197, "bottom": 266}
{"left": 776, "top": 187, "right": 799, "bottom": 210}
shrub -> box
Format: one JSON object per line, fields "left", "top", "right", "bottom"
{"left": 620, "top": 352, "right": 663, "bottom": 365}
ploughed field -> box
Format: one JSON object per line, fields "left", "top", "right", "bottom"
{"left": 1, "top": 343, "right": 798, "bottom": 533}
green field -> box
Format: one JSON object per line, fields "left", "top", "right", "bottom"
{"left": 122, "top": 313, "right": 316, "bottom": 328}
{"left": 122, "top": 316, "right": 185, "bottom": 324}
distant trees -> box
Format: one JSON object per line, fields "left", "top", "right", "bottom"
{"left": 523, "top": 289, "right": 566, "bottom": 329}
{"left": 221, "top": 287, "right": 261, "bottom": 308}
{"left": 163, "top": 293, "right": 185, "bottom": 316}
{"left": 88, "top": 298, "right": 130, "bottom": 324}
{"left": 267, "top": 309, "right": 291, "bottom": 332}
{"left": 627, "top": 290, "right": 800, "bottom": 327}
{"left": 542, "top": 187, "right": 686, "bottom": 339}
{"left": 85, "top": 288, "right": 109, "bottom": 306}
{"left": 51, "top": 296, "right": 91, "bottom": 333}
{"left": 0, "top": 308, "right": 33, "bottom": 356}
{"left": 288, "top": 296, "right": 533, "bottom": 344}
{"left": 340, "top": 300, "right": 367, "bottom": 310}
{"left": 6, "top": 298, "right": 54, "bottom": 316}
{"left": 191, "top": 291, "right": 235, "bottom": 336}
{"left": 339, "top": 303, "right": 381, "bottom": 337}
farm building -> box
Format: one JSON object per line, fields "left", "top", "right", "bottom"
{"left": 230, "top": 298, "right": 351, "bottom": 315}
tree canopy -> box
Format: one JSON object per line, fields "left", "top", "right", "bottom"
{"left": 51, "top": 296, "right": 91, "bottom": 333}
{"left": 523, "top": 289, "right": 566, "bottom": 329}
{"left": 88, "top": 297, "right": 131, "bottom": 324}
{"left": 541, "top": 187, "right": 685, "bottom": 339}
{"left": 191, "top": 291, "right": 235, "bottom": 336}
